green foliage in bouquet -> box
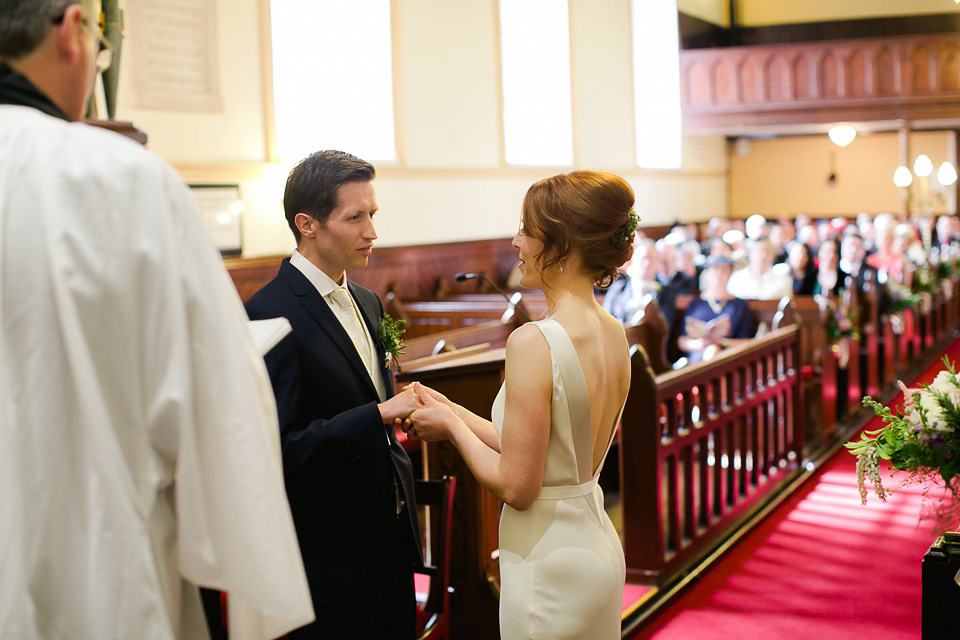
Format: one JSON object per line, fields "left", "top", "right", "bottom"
{"left": 887, "top": 284, "right": 920, "bottom": 313}
{"left": 824, "top": 300, "right": 860, "bottom": 342}
{"left": 846, "top": 359, "right": 960, "bottom": 531}
{"left": 914, "top": 265, "right": 938, "bottom": 294}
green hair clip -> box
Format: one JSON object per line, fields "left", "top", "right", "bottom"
{"left": 615, "top": 210, "right": 640, "bottom": 247}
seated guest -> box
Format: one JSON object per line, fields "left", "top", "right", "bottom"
{"left": 678, "top": 256, "right": 755, "bottom": 364}
{"left": 813, "top": 236, "right": 848, "bottom": 297}
{"left": 935, "top": 214, "right": 960, "bottom": 249}
{"left": 768, "top": 221, "right": 789, "bottom": 264}
{"left": 866, "top": 213, "right": 898, "bottom": 274}
{"left": 701, "top": 217, "right": 732, "bottom": 254}
{"left": 657, "top": 239, "right": 699, "bottom": 331}
{"left": 787, "top": 241, "right": 817, "bottom": 295}
{"left": 603, "top": 238, "right": 661, "bottom": 323}
{"left": 841, "top": 232, "right": 884, "bottom": 311}
{"left": 726, "top": 238, "right": 793, "bottom": 300}
{"left": 675, "top": 238, "right": 702, "bottom": 281}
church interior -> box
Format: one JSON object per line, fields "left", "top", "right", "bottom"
{"left": 87, "top": 0, "right": 960, "bottom": 638}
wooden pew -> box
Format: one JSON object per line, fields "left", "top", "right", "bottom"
{"left": 619, "top": 326, "right": 803, "bottom": 586}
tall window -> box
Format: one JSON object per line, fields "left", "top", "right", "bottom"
{"left": 632, "top": 0, "right": 682, "bottom": 169}
{"left": 271, "top": 0, "right": 396, "bottom": 163}
{"left": 499, "top": 0, "right": 573, "bottom": 166}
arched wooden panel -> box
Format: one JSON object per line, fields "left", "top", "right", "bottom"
{"left": 794, "top": 54, "right": 813, "bottom": 99}
{"left": 767, "top": 55, "right": 791, "bottom": 102}
{"left": 740, "top": 57, "right": 762, "bottom": 103}
{"left": 820, "top": 53, "right": 839, "bottom": 98}
{"left": 939, "top": 42, "right": 960, "bottom": 91}
{"left": 849, "top": 50, "right": 869, "bottom": 97}
{"left": 913, "top": 44, "right": 934, "bottom": 92}
{"left": 686, "top": 60, "right": 713, "bottom": 106}
{"left": 876, "top": 46, "right": 898, "bottom": 96}
{"left": 714, "top": 59, "right": 736, "bottom": 104}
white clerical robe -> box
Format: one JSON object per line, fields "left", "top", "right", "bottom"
{"left": 0, "top": 106, "right": 314, "bottom": 640}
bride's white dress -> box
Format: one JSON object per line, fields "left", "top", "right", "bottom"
{"left": 493, "top": 318, "right": 626, "bottom": 640}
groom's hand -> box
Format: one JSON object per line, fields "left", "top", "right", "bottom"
{"left": 378, "top": 386, "right": 423, "bottom": 424}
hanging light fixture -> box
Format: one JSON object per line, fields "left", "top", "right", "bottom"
{"left": 893, "top": 165, "right": 913, "bottom": 188}
{"left": 827, "top": 125, "right": 857, "bottom": 147}
{"left": 938, "top": 162, "right": 958, "bottom": 186}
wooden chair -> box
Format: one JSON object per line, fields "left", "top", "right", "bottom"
{"left": 415, "top": 476, "right": 457, "bottom": 640}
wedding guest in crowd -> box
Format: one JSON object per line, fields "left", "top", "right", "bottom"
{"left": 866, "top": 213, "right": 899, "bottom": 275}
{"left": 813, "top": 236, "right": 848, "bottom": 297}
{"left": 656, "top": 237, "right": 699, "bottom": 348}
{"left": 677, "top": 255, "right": 755, "bottom": 364}
{"left": 787, "top": 241, "right": 817, "bottom": 295}
{"left": 840, "top": 232, "right": 883, "bottom": 310}
{"left": 602, "top": 237, "right": 662, "bottom": 324}
{"left": 726, "top": 238, "right": 793, "bottom": 300}
{"left": 701, "top": 217, "right": 733, "bottom": 254}
{"left": 935, "top": 214, "right": 960, "bottom": 249}
{"left": 797, "top": 221, "right": 820, "bottom": 251}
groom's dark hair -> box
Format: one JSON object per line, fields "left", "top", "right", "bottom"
{"left": 284, "top": 150, "right": 376, "bottom": 243}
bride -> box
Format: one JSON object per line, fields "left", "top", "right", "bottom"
{"left": 402, "top": 171, "right": 637, "bottom": 639}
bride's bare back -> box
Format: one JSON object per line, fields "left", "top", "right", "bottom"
{"left": 550, "top": 297, "right": 631, "bottom": 473}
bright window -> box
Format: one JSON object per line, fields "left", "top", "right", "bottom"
{"left": 632, "top": 0, "right": 682, "bottom": 169}
{"left": 271, "top": 0, "right": 396, "bottom": 163}
{"left": 499, "top": 0, "right": 573, "bottom": 166}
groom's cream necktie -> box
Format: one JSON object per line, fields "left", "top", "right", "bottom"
{"left": 328, "top": 286, "right": 387, "bottom": 402}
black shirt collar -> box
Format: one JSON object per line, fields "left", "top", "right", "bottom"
{"left": 0, "top": 62, "right": 70, "bottom": 121}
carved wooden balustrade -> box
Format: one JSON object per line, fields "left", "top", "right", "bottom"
{"left": 620, "top": 326, "right": 803, "bottom": 585}
{"left": 680, "top": 32, "right": 960, "bottom": 133}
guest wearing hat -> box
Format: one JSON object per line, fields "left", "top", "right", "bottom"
{"left": 677, "top": 255, "right": 755, "bottom": 364}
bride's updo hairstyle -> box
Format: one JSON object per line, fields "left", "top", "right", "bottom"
{"left": 521, "top": 171, "right": 637, "bottom": 289}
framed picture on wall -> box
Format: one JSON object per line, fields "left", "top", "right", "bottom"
{"left": 189, "top": 184, "right": 243, "bottom": 256}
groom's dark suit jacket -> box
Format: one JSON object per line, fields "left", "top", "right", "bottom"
{"left": 245, "top": 259, "right": 421, "bottom": 621}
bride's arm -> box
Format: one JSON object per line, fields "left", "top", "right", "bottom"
{"left": 411, "top": 325, "right": 551, "bottom": 510}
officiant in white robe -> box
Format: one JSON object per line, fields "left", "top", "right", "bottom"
{"left": 0, "top": 2, "right": 314, "bottom": 638}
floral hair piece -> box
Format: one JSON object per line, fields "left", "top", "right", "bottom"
{"left": 615, "top": 210, "right": 640, "bottom": 248}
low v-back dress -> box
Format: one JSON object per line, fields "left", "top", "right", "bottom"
{"left": 493, "top": 318, "right": 626, "bottom": 639}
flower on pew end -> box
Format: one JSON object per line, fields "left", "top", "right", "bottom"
{"left": 845, "top": 358, "right": 960, "bottom": 534}
{"left": 379, "top": 313, "right": 407, "bottom": 371}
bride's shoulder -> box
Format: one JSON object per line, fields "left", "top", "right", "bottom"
{"left": 507, "top": 322, "right": 549, "bottom": 351}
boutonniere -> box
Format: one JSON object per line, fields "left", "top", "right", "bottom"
{"left": 378, "top": 313, "right": 406, "bottom": 370}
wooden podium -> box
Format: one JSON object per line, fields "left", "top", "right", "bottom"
{"left": 398, "top": 349, "right": 507, "bottom": 640}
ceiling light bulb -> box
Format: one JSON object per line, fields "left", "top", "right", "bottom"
{"left": 914, "top": 154, "right": 934, "bottom": 177}
{"left": 938, "top": 162, "right": 958, "bottom": 186}
{"left": 827, "top": 125, "right": 856, "bottom": 147}
{"left": 894, "top": 165, "right": 913, "bottom": 188}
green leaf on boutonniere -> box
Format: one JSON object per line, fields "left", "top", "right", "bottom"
{"left": 378, "top": 313, "right": 406, "bottom": 368}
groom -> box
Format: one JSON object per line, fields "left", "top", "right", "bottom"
{"left": 245, "top": 150, "right": 423, "bottom": 640}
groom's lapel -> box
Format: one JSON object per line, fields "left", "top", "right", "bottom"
{"left": 281, "top": 263, "right": 377, "bottom": 393}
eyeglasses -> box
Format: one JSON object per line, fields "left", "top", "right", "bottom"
{"left": 52, "top": 5, "right": 116, "bottom": 72}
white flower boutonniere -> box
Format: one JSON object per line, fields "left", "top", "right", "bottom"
{"left": 378, "top": 313, "right": 406, "bottom": 370}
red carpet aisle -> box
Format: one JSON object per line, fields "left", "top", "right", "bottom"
{"left": 630, "top": 338, "right": 960, "bottom": 640}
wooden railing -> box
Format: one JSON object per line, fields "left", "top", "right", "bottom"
{"left": 619, "top": 326, "right": 803, "bottom": 584}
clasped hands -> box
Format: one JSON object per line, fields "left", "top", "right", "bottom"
{"left": 386, "top": 382, "right": 460, "bottom": 442}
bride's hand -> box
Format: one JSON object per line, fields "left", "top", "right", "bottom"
{"left": 405, "top": 382, "right": 459, "bottom": 442}
{"left": 403, "top": 381, "right": 454, "bottom": 408}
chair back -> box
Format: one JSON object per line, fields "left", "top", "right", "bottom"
{"left": 415, "top": 476, "right": 456, "bottom": 640}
